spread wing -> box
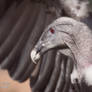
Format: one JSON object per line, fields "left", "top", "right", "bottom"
{"left": 0, "top": 0, "right": 58, "bottom": 81}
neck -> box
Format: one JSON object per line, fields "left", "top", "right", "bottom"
{"left": 61, "top": 21, "right": 92, "bottom": 69}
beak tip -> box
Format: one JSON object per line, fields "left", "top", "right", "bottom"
{"left": 30, "top": 49, "right": 40, "bottom": 64}
{"left": 31, "top": 50, "right": 36, "bottom": 59}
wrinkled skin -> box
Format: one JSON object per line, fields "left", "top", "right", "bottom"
{"left": 31, "top": 17, "right": 92, "bottom": 86}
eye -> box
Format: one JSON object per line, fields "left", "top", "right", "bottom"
{"left": 49, "top": 28, "right": 55, "bottom": 34}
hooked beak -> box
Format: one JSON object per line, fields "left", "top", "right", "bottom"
{"left": 31, "top": 49, "right": 41, "bottom": 64}
{"left": 31, "top": 43, "right": 48, "bottom": 64}
{"left": 31, "top": 42, "right": 67, "bottom": 64}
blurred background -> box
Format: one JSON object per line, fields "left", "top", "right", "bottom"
{"left": 0, "top": 70, "right": 31, "bottom": 92}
